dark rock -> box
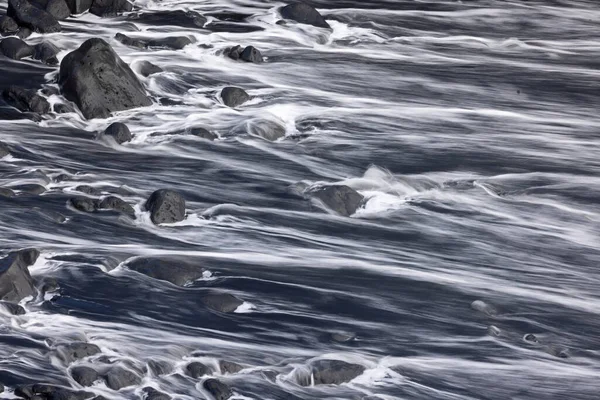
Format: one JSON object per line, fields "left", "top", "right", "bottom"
{"left": 10, "top": 183, "right": 46, "bottom": 195}
{"left": 145, "top": 189, "right": 185, "bottom": 225}
{"left": 33, "top": 42, "right": 59, "bottom": 64}
{"left": 89, "top": 0, "right": 132, "bottom": 17}
{"left": 71, "top": 366, "right": 99, "bottom": 386}
{"left": 202, "top": 379, "right": 232, "bottom": 400}
{"left": 54, "top": 103, "right": 75, "bottom": 113}
{"left": 125, "top": 257, "right": 204, "bottom": 286}
{"left": 219, "top": 361, "right": 243, "bottom": 374}
{"left": 75, "top": 185, "right": 101, "bottom": 196}
{"left": 220, "top": 87, "right": 249, "bottom": 108}
{"left": 202, "top": 293, "right": 243, "bottom": 313}
{"left": 185, "top": 362, "right": 211, "bottom": 379}
{"left": 0, "top": 141, "right": 10, "bottom": 158}
{"left": 240, "top": 46, "right": 262, "bottom": 63}
{"left": 0, "top": 188, "right": 15, "bottom": 197}
{"left": 142, "top": 387, "right": 170, "bottom": 400}
{"left": 137, "top": 60, "right": 162, "bottom": 77}
{"left": 59, "top": 38, "right": 152, "bottom": 119}
{"left": 280, "top": 2, "right": 330, "bottom": 29}
{"left": 311, "top": 185, "right": 364, "bottom": 216}
{"left": 15, "top": 385, "right": 34, "bottom": 399}
{"left": 204, "top": 22, "right": 263, "bottom": 34}
{"left": 0, "top": 16, "right": 19, "bottom": 34}
{"left": 56, "top": 342, "right": 101, "bottom": 363}
{"left": 98, "top": 196, "right": 135, "bottom": 217}
{"left": 188, "top": 127, "right": 217, "bottom": 140}
{"left": 70, "top": 197, "right": 99, "bottom": 213}
{"left": 2, "top": 86, "right": 50, "bottom": 114}
{"left": 115, "top": 33, "right": 193, "bottom": 50}
{"left": 0, "top": 382, "right": 3, "bottom": 392}
{"left": 147, "top": 360, "right": 172, "bottom": 376}
{"left": 8, "top": 0, "right": 62, "bottom": 33}
{"left": 104, "top": 366, "right": 141, "bottom": 390}
{"left": 17, "top": 26, "right": 33, "bottom": 39}
{"left": 27, "top": 384, "right": 93, "bottom": 400}
{"left": 0, "top": 37, "right": 34, "bottom": 60}
{"left": 247, "top": 119, "right": 285, "bottom": 141}
{"left": 309, "top": 360, "right": 365, "bottom": 385}
{"left": 0, "top": 300, "right": 26, "bottom": 315}
{"left": 103, "top": 122, "right": 132, "bottom": 144}
{"left": 226, "top": 45, "right": 242, "bottom": 60}
{"left": 31, "top": 0, "right": 70, "bottom": 20}
{"left": 127, "top": 10, "right": 206, "bottom": 29}
{"left": 0, "top": 249, "right": 38, "bottom": 302}
{"left": 65, "top": 0, "right": 92, "bottom": 14}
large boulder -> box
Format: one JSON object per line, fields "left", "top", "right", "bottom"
{"left": 115, "top": 33, "right": 193, "bottom": 50}
{"left": 30, "top": 0, "right": 70, "bottom": 20}
{"left": 7, "top": 0, "right": 61, "bottom": 33}
{"left": 280, "top": 2, "right": 330, "bottom": 29}
{"left": 308, "top": 360, "right": 365, "bottom": 385}
{"left": 202, "top": 379, "right": 232, "bottom": 400}
{"left": 103, "top": 122, "right": 132, "bottom": 144}
{"left": 0, "top": 37, "right": 34, "bottom": 60}
{"left": 58, "top": 38, "right": 152, "bottom": 119}
{"left": 124, "top": 257, "right": 205, "bottom": 286}
{"left": 0, "top": 248, "right": 39, "bottom": 302}
{"left": 220, "top": 86, "right": 249, "bottom": 108}
{"left": 310, "top": 185, "right": 364, "bottom": 216}
{"left": 145, "top": 189, "right": 185, "bottom": 224}
{"left": 2, "top": 86, "right": 50, "bottom": 114}
{"left": 89, "top": 0, "right": 132, "bottom": 17}
{"left": 65, "top": 0, "right": 92, "bottom": 14}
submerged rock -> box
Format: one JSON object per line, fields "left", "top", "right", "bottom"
{"left": 98, "top": 196, "right": 135, "bottom": 217}
{"left": 70, "top": 197, "right": 99, "bottom": 212}
{"left": 143, "top": 387, "right": 171, "bottom": 400}
{"left": 0, "top": 141, "right": 11, "bottom": 158}
{"left": 221, "top": 86, "right": 249, "bottom": 108}
{"left": 30, "top": 0, "right": 70, "bottom": 20}
{"left": 1, "top": 37, "right": 34, "bottom": 60}
{"left": 2, "top": 86, "right": 50, "bottom": 114}
{"left": 33, "top": 41, "right": 59, "bottom": 64}
{"left": 10, "top": 183, "right": 47, "bottom": 195}
{"left": 8, "top": 0, "right": 62, "bottom": 33}
{"left": 202, "top": 292, "right": 243, "bottom": 313}
{"left": 0, "top": 248, "right": 39, "bottom": 302}
{"left": 219, "top": 360, "right": 243, "bottom": 374}
{"left": 75, "top": 185, "right": 102, "bottom": 196}
{"left": 145, "top": 189, "right": 186, "bottom": 225}
{"left": 186, "top": 362, "right": 211, "bottom": 379}
{"left": 115, "top": 33, "right": 194, "bottom": 50}
{"left": 0, "top": 188, "right": 15, "bottom": 197}
{"left": 104, "top": 366, "right": 141, "bottom": 390}
{"left": 56, "top": 342, "right": 101, "bottom": 362}
{"left": 202, "top": 379, "right": 232, "bottom": 400}
{"left": 136, "top": 60, "right": 163, "bottom": 77}
{"left": 89, "top": 0, "right": 132, "bottom": 17}
{"left": 103, "top": 122, "right": 132, "bottom": 144}
{"left": 71, "top": 366, "right": 100, "bottom": 386}
{"left": 59, "top": 38, "right": 152, "bottom": 119}
{"left": 310, "top": 185, "right": 364, "bottom": 216}
{"left": 188, "top": 127, "right": 217, "bottom": 140}
{"left": 309, "top": 359, "right": 365, "bottom": 385}
{"left": 247, "top": 119, "right": 286, "bottom": 141}
{"left": 147, "top": 360, "right": 173, "bottom": 376}
{"left": 125, "top": 257, "right": 205, "bottom": 286}
{"left": 280, "top": 2, "right": 330, "bottom": 29}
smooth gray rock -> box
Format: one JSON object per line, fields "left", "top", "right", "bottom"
{"left": 10, "top": 183, "right": 46, "bottom": 195}
{"left": 311, "top": 185, "right": 364, "bottom": 216}
{"left": 8, "top": 0, "right": 61, "bottom": 33}
{"left": 247, "top": 119, "right": 285, "bottom": 141}
{"left": 185, "top": 362, "right": 211, "bottom": 379}
{"left": 104, "top": 366, "right": 141, "bottom": 390}
{"left": 33, "top": 42, "right": 59, "bottom": 64}
{"left": 0, "top": 37, "right": 34, "bottom": 60}
{"left": 309, "top": 359, "right": 365, "bottom": 385}
{"left": 125, "top": 257, "right": 204, "bottom": 286}
{"left": 71, "top": 366, "right": 100, "bottom": 386}
{"left": 31, "top": 0, "right": 70, "bottom": 20}
{"left": 2, "top": 86, "right": 50, "bottom": 114}
{"left": 137, "top": 60, "right": 162, "bottom": 77}
{"left": 89, "top": 0, "right": 132, "bottom": 17}
{"left": 219, "top": 360, "right": 243, "bottom": 374}
{"left": 280, "top": 2, "right": 330, "bottom": 29}
{"left": 0, "top": 188, "right": 16, "bottom": 197}
{"left": 56, "top": 342, "right": 101, "bottom": 362}
{"left": 240, "top": 46, "right": 262, "bottom": 63}
{"left": 65, "top": 0, "right": 92, "bottom": 14}
{"left": 0, "top": 249, "right": 39, "bottom": 302}
{"left": 203, "top": 379, "right": 232, "bottom": 400}
{"left": 103, "top": 122, "right": 132, "bottom": 144}
{"left": 145, "top": 189, "right": 185, "bottom": 224}
{"left": 188, "top": 127, "right": 217, "bottom": 140}
{"left": 59, "top": 38, "right": 151, "bottom": 119}
{"left": 221, "top": 86, "right": 249, "bottom": 108}
{"left": 0, "top": 16, "right": 19, "bottom": 34}
{"left": 98, "top": 196, "right": 135, "bottom": 217}
{"left": 115, "top": 33, "right": 193, "bottom": 50}
{"left": 202, "top": 293, "right": 243, "bottom": 313}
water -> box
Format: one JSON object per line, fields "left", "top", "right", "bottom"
{"left": 1, "top": 0, "right": 600, "bottom": 398}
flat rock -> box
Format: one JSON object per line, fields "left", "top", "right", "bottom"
{"left": 75, "top": 185, "right": 102, "bottom": 196}
{"left": 0, "top": 188, "right": 15, "bottom": 197}
{"left": 280, "top": 2, "right": 330, "bottom": 29}
{"left": 89, "top": 0, "right": 132, "bottom": 17}
{"left": 0, "top": 16, "right": 19, "bottom": 34}
{"left": 1, "top": 37, "right": 34, "bottom": 60}
{"left": 103, "top": 122, "right": 132, "bottom": 144}
{"left": 125, "top": 257, "right": 205, "bottom": 286}
{"left": 8, "top": 0, "right": 61, "bottom": 33}
{"left": 221, "top": 86, "right": 249, "bottom": 108}
{"left": 202, "top": 292, "right": 243, "bottom": 313}
{"left": 247, "top": 119, "right": 285, "bottom": 141}
{"left": 143, "top": 387, "right": 171, "bottom": 400}
{"left": 311, "top": 185, "right": 364, "bottom": 216}
{"left": 127, "top": 10, "right": 206, "bottom": 29}
{"left": 10, "top": 183, "right": 46, "bottom": 195}
{"left": 219, "top": 361, "right": 243, "bottom": 374}
{"left": 33, "top": 42, "right": 59, "bottom": 65}
{"left": 59, "top": 38, "right": 152, "bottom": 119}
{"left": 115, "top": 33, "right": 193, "bottom": 50}
{"left": 104, "top": 366, "right": 141, "bottom": 390}
{"left": 2, "top": 86, "right": 50, "bottom": 114}
{"left": 203, "top": 379, "right": 232, "bottom": 400}
{"left": 309, "top": 359, "right": 365, "bottom": 385}
{"left": 65, "top": 0, "right": 92, "bottom": 14}
{"left": 188, "top": 127, "right": 217, "bottom": 140}
{"left": 56, "top": 342, "right": 101, "bottom": 362}
{"left": 71, "top": 366, "right": 99, "bottom": 386}
{"left": 0, "top": 249, "right": 39, "bottom": 302}
{"left": 145, "top": 189, "right": 185, "bottom": 225}
{"left": 136, "top": 60, "right": 162, "bottom": 77}
{"left": 185, "top": 362, "right": 211, "bottom": 379}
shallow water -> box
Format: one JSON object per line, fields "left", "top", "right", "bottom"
{"left": 0, "top": 0, "right": 600, "bottom": 399}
